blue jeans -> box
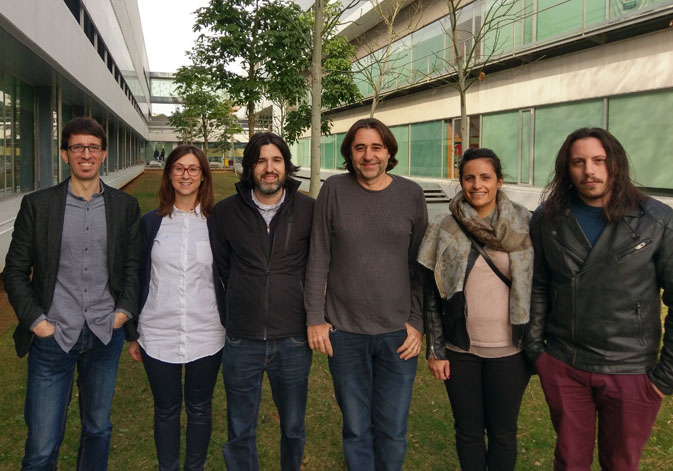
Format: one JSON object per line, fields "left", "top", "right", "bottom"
{"left": 328, "top": 329, "right": 418, "bottom": 471}
{"left": 141, "top": 347, "right": 223, "bottom": 471}
{"left": 221, "top": 335, "right": 313, "bottom": 471}
{"left": 22, "top": 324, "right": 125, "bottom": 471}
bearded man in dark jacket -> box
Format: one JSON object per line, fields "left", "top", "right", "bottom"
{"left": 525, "top": 127, "right": 673, "bottom": 471}
{"left": 210, "top": 132, "right": 314, "bottom": 471}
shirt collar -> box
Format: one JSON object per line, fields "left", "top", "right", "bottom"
{"left": 173, "top": 203, "right": 202, "bottom": 217}
{"left": 67, "top": 181, "right": 104, "bottom": 201}
{"left": 251, "top": 188, "right": 285, "bottom": 211}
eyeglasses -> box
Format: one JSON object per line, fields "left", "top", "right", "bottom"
{"left": 68, "top": 144, "right": 103, "bottom": 155}
{"left": 172, "top": 165, "right": 202, "bottom": 177}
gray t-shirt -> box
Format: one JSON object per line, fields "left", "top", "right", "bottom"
{"left": 304, "top": 173, "right": 428, "bottom": 334}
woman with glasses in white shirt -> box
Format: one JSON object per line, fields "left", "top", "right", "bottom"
{"left": 127, "top": 145, "right": 225, "bottom": 471}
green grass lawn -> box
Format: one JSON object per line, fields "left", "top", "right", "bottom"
{"left": 1, "top": 170, "right": 672, "bottom": 469}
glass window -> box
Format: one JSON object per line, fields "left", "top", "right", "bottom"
{"left": 608, "top": 90, "right": 673, "bottom": 190}
{"left": 533, "top": 100, "right": 603, "bottom": 187}
{"left": 520, "top": 110, "right": 532, "bottom": 184}
{"left": 412, "top": 20, "right": 445, "bottom": 82}
{"left": 483, "top": 0, "right": 522, "bottom": 56}
{"left": 410, "top": 121, "right": 444, "bottom": 178}
{"left": 390, "top": 125, "right": 409, "bottom": 176}
{"left": 108, "top": 120, "right": 117, "bottom": 173}
{"left": 321, "top": 134, "right": 336, "bottom": 169}
{"left": 336, "top": 133, "right": 346, "bottom": 169}
{"left": 18, "top": 80, "right": 35, "bottom": 193}
{"left": 482, "top": 110, "right": 520, "bottom": 184}
{"left": 537, "top": 0, "right": 584, "bottom": 42}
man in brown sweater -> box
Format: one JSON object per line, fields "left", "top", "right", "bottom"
{"left": 304, "top": 118, "right": 427, "bottom": 471}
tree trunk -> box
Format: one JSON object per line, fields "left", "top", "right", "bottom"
{"left": 309, "top": 0, "right": 324, "bottom": 198}
{"left": 460, "top": 87, "right": 468, "bottom": 157}
{"left": 248, "top": 101, "right": 256, "bottom": 140}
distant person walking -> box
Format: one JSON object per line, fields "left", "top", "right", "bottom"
{"left": 419, "top": 148, "right": 533, "bottom": 471}
{"left": 127, "top": 145, "right": 225, "bottom": 471}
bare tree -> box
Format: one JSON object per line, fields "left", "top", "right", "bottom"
{"left": 439, "top": 0, "right": 519, "bottom": 153}
{"left": 353, "top": 0, "right": 424, "bottom": 117}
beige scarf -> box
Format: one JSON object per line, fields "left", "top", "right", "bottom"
{"left": 417, "top": 190, "right": 534, "bottom": 325}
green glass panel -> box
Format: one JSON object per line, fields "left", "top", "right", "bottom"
{"left": 523, "top": 0, "right": 534, "bottom": 45}
{"left": 481, "top": 111, "right": 519, "bottom": 183}
{"left": 586, "top": 0, "right": 606, "bottom": 25}
{"left": 533, "top": 100, "right": 603, "bottom": 187}
{"left": 608, "top": 90, "right": 673, "bottom": 189}
{"left": 412, "top": 20, "right": 445, "bottom": 82}
{"left": 336, "top": 133, "right": 346, "bottom": 169}
{"left": 521, "top": 111, "right": 531, "bottom": 184}
{"left": 410, "top": 121, "right": 443, "bottom": 178}
{"left": 390, "top": 125, "right": 409, "bottom": 176}
{"left": 484, "top": 0, "right": 516, "bottom": 56}
{"left": 609, "top": 0, "right": 667, "bottom": 19}
{"left": 321, "top": 134, "right": 335, "bottom": 169}
{"left": 382, "top": 39, "right": 411, "bottom": 91}
{"left": 537, "top": 0, "right": 583, "bottom": 41}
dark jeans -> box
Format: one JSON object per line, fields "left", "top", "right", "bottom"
{"left": 444, "top": 349, "right": 530, "bottom": 471}
{"left": 23, "top": 324, "right": 125, "bottom": 471}
{"left": 537, "top": 352, "right": 663, "bottom": 471}
{"left": 221, "top": 335, "right": 313, "bottom": 471}
{"left": 141, "top": 347, "right": 223, "bottom": 471}
{"left": 328, "top": 329, "right": 418, "bottom": 471}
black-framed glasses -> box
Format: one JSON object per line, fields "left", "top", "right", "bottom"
{"left": 68, "top": 144, "right": 103, "bottom": 155}
{"left": 172, "top": 165, "right": 202, "bottom": 177}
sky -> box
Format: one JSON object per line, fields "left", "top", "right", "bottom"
{"left": 137, "top": 0, "right": 210, "bottom": 73}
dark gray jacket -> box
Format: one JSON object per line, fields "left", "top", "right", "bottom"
{"left": 3, "top": 179, "right": 141, "bottom": 357}
{"left": 524, "top": 198, "right": 673, "bottom": 394}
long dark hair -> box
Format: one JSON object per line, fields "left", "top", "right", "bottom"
{"left": 340, "top": 118, "right": 398, "bottom": 173}
{"left": 158, "top": 145, "right": 214, "bottom": 218}
{"left": 542, "top": 127, "right": 645, "bottom": 222}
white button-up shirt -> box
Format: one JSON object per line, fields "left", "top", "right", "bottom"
{"left": 138, "top": 205, "right": 225, "bottom": 363}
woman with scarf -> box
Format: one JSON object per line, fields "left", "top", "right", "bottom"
{"left": 418, "top": 148, "right": 533, "bottom": 471}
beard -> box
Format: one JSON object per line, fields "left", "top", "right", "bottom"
{"left": 255, "top": 173, "right": 285, "bottom": 195}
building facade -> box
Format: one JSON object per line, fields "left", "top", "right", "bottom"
{"left": 293, "top": 0, "right": 673, "bottom": 207}
{"left": 0, "top": 0, "right": 151, "bottom": 270}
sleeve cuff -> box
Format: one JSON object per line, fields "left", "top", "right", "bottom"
{"left": 29, "top": 314, "right": 47, "bottom": 332}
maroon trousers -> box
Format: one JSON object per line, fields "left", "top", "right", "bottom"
{"left": 536, "top": 352, "right": 662, "bottom": 471}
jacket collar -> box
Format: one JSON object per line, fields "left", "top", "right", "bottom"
{"left": 553, "top": 204, "right": 644, "bottom": 272}
{"left": 235, "top": 178, "right": 301, "bottom": 206}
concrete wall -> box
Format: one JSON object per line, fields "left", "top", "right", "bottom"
{"left": 328, "top": 28, "right": 673, "bottom": 133}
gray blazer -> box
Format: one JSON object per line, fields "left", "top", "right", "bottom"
{"left": 3, "top": 178, "right": 141, "bottom": 357}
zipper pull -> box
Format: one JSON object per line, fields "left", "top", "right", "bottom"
{"left": 267, "top": 224, "right": 270, "bottom": 235}
{"left": 635, "top": 242, "right": 646, "bottom": 250}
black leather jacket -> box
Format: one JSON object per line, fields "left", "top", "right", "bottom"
{"left": 524, "top": 198, "right": 673, "bottom": 394}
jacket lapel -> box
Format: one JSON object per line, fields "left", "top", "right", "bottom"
{"left": 46, "top": 181, "right": 68, "bottom": 274}
{"left": 102, "top": 181, "right": 116, "bottom": 276}
{"left": 581, "top": 206, "right": 642, "bottom": 271}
